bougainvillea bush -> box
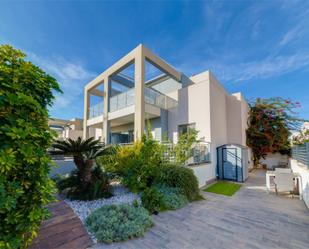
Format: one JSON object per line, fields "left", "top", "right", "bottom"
{"left": 0, "top": 45, "right": 61, "bottom": 248}
{"left": 246, "top": 97, "right": 304, "bottom": 166}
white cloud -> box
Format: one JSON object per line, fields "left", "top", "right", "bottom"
{"left": 174, "top": 1, "right": 309, "bottom": 85}
{"left": 222, "top": 52, "right": 309, "bottom": 83}
{"left": 27, "top": 52, "right": 96, "bottom": 113}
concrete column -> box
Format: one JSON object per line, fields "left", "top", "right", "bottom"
{"left": 83, "top": 89, "right": 90, "bottom": 139}
{"left": 134, "top": 46, "right": 145, "bottom": 141}
{"left": 103, "top": 77, "right": 111, "bottom": 144}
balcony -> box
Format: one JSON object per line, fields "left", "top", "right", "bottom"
{"left": 110, "top": 87, "right": 178, "bottom": 113}
{"left": 88, "top": 87, "right": 178, "bottom": 120}
{"left": 88, "top": 102, "right": 103, "bottom": 119}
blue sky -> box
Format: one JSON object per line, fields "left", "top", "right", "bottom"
{"left": 1, "top": 0, "right": 309, "bottom": 119}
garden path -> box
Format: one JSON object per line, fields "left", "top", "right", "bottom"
{"left": 29, "top": 200, "right": 92, "bottom": 249}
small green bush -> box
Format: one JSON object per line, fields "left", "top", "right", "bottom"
{"left": 141, "top": 185, "right": 188, "bottom": 213}
{"left": 98, "top": 136, "right": 164, "bottom": 192}
{"left": 157, "top": 165, "right": 201, "bottom": 201}
{"left": 141, "top": 187, "right": 164, "bottom": 214}
{"left": 56, "top": 166, "right": 112, "bottom": 200}
{"left": 86, "top": 204, "right": 153, "bottom": 243}
{"left": 157, "top": 185, "right": 188, "bottom": 210}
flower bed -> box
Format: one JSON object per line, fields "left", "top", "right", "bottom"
{"left": 65, "top": 182, "right": 140, "bottom": 223}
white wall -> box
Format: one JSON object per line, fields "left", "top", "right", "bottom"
{"left": 290, "top": 159, "right": 309, "bottom": 208}
{"left": 167, "top": 70, "right": 251, "bottom": 187}
{"left": 168, "top": 75, "right": 211, "bottom": 143}
{"left": 259, "top": 153, "right": 288, "bottom": 169}
{"left": 191, "top": 164, "right": 214, "bottom": 188}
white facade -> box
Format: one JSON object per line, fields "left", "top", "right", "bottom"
{"left": 49, "top": 118, "right": 83, "bottom": 140}
{"left": 83, "top": 45, "right": 251, "bottom": 187}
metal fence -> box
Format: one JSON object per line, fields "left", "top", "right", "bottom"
{"left": 162, "top": 142, "right": 211, "bottom": 166}
{"left": 292, "top": 142, "right": 309, "bottom": 168}
{"left": 117, "top": 141, "right": 211, "bottom": 166}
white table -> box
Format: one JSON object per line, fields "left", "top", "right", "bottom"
{"left": 266, "top": 171, "right": 303, "bottom": 200}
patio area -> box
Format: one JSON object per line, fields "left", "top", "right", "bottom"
{"left": 91, "top": 169, "right": 309, "bottom": 249}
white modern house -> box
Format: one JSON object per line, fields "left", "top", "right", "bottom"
{"left": 83, "top": 44, "right": 252, "bottom": 186}
{"left": 49, "top": 118, "right": 83, "bottom": 141}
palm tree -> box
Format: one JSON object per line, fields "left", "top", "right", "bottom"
{"left": 52, "top": 137, "right": 114, "bottom": 188}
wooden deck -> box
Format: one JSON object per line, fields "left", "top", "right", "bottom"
{"left": 29, "top": 200, "right": 92, "bottom": 249}
{"left": 92, "top": 169, "right": 309, "bottom": 249}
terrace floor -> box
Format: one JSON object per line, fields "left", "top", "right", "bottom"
{"left": 92, "top": 169, "right": 309, "bottom": 249}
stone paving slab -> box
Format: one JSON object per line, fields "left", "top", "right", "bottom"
{"left": 91, "top": 169, "right": 309, "bottom": 249}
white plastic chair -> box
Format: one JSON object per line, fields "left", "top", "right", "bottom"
{"left": 274, "top": 173, "right": 294, "bottom": 196}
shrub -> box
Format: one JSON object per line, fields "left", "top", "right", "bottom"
{"left": 141, "top": 187, "right": 164, "bottom": 214}
{"left": 0, "top": 45, "right": 61, "bottom": 248}
{"left": 157, "top": 165, "right": 201, "bottom": 201}
{"left": 56, "top": 166, "right": 112, "bottom": 200}
{"left": 86, "top": 204, "right": 153, "bottom": 243}
{"left": 52, "top": 137, "right": 115, "bottom": 189}
{"left": 141, "top": 185, "right": 188, "bottom": 213}
{"left": 98, "top": 135, "right": 164, "bottom": 192}
{"left": 157, "top": 185, "right": 188, "bottom": 210}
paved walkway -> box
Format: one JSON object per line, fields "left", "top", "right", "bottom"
{"left": 92, "top": 170, "right": 309, "bottom": 249}
{"left": 30, "top": 200, "right": 92, "bottom": 249}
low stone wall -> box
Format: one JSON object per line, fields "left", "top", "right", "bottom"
{"left": 260, "top": 153, "right": 288, "bottom": 169}
{"left": 290, "top": 159, "right": 309, "bottom": 208}
{"left": 190, "top": 163, "right": 216, "bottom": 188}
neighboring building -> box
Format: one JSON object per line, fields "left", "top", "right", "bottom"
{"left": 83, "top": 44, "right": 251, "bottom": 186}
{"left": 49, "top": 118, "right": 83, "bottom": 140}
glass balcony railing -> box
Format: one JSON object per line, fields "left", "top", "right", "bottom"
{"left": 88, "top": 87, "right": 178, "bottom": 119}
{"left": 88, "top": 102, "right": 103, "bottom": 119}
{"left": 109, "top": 87, "right": 178, "bottom": 112}
{"left": 144, "top": 87, "right": 178, "bottom": 109}
{"left": 110, "top": 88, "right": 135, "bottom": 112}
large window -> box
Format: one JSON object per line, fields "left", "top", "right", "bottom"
{"left": 178, "top": 123, "right": 196, "bottom": 135}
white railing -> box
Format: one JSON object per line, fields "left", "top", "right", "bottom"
{"left": 161, "top": 141, "right": 211, "bottom": 165}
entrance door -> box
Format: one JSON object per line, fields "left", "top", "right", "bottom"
{"left": 222, "top": 148, "right": 237, "bottom": 181}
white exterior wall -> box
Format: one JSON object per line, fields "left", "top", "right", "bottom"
{"left": 208, "top": 72, "right": 229, "bottom": 185}
{"left": 259, "top": 153, "right": 289, "bottom": 169}
{"left": 290, "top": 159, "right": 309, "bottom": 208}
{"left": 168, "top": 74, "right": 211, "bottom": 143}
{"left": 62, "top": 130, "right": 83, "bottom": 140}
{"left": 168, "top": 71, "right": 251, "bottom": 187}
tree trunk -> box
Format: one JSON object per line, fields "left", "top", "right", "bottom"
{"left": 73, "top": 156, "right": 84, "bottom": 172}
{"left": 82, "top": 159, "right": 94, "bottom": 187}
{"left": 73, "top": 156, "right": 93, "bottom": 189}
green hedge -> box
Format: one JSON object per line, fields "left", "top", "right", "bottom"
{"left": 157, "top": 165, "right": 201, "bottom": 201}
{"left": 0, "top": 45, "right": 61, "bottom": 248}
{"left": 86, "top": 204, "right": 153, "bottom": 243}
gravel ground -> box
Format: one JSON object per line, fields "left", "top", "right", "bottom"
{"left": 65, "top": 182, "right": 140, "bottom": 243}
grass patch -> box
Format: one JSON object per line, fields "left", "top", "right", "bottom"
{"left": 203, "top": 181, "right": 241, "bottom": 196}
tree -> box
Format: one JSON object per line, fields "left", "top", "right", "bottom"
{"left": 0, "top": 45, "right": 61, "bottom": 248}
{"left": 246, "top": 97, "right": 303, "bottom": 166}
{"left": 52, "top": 137, "right": 114, "bottom": 189}
{"left": 173, "top": 128, "right": 198, "bottom": 164}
